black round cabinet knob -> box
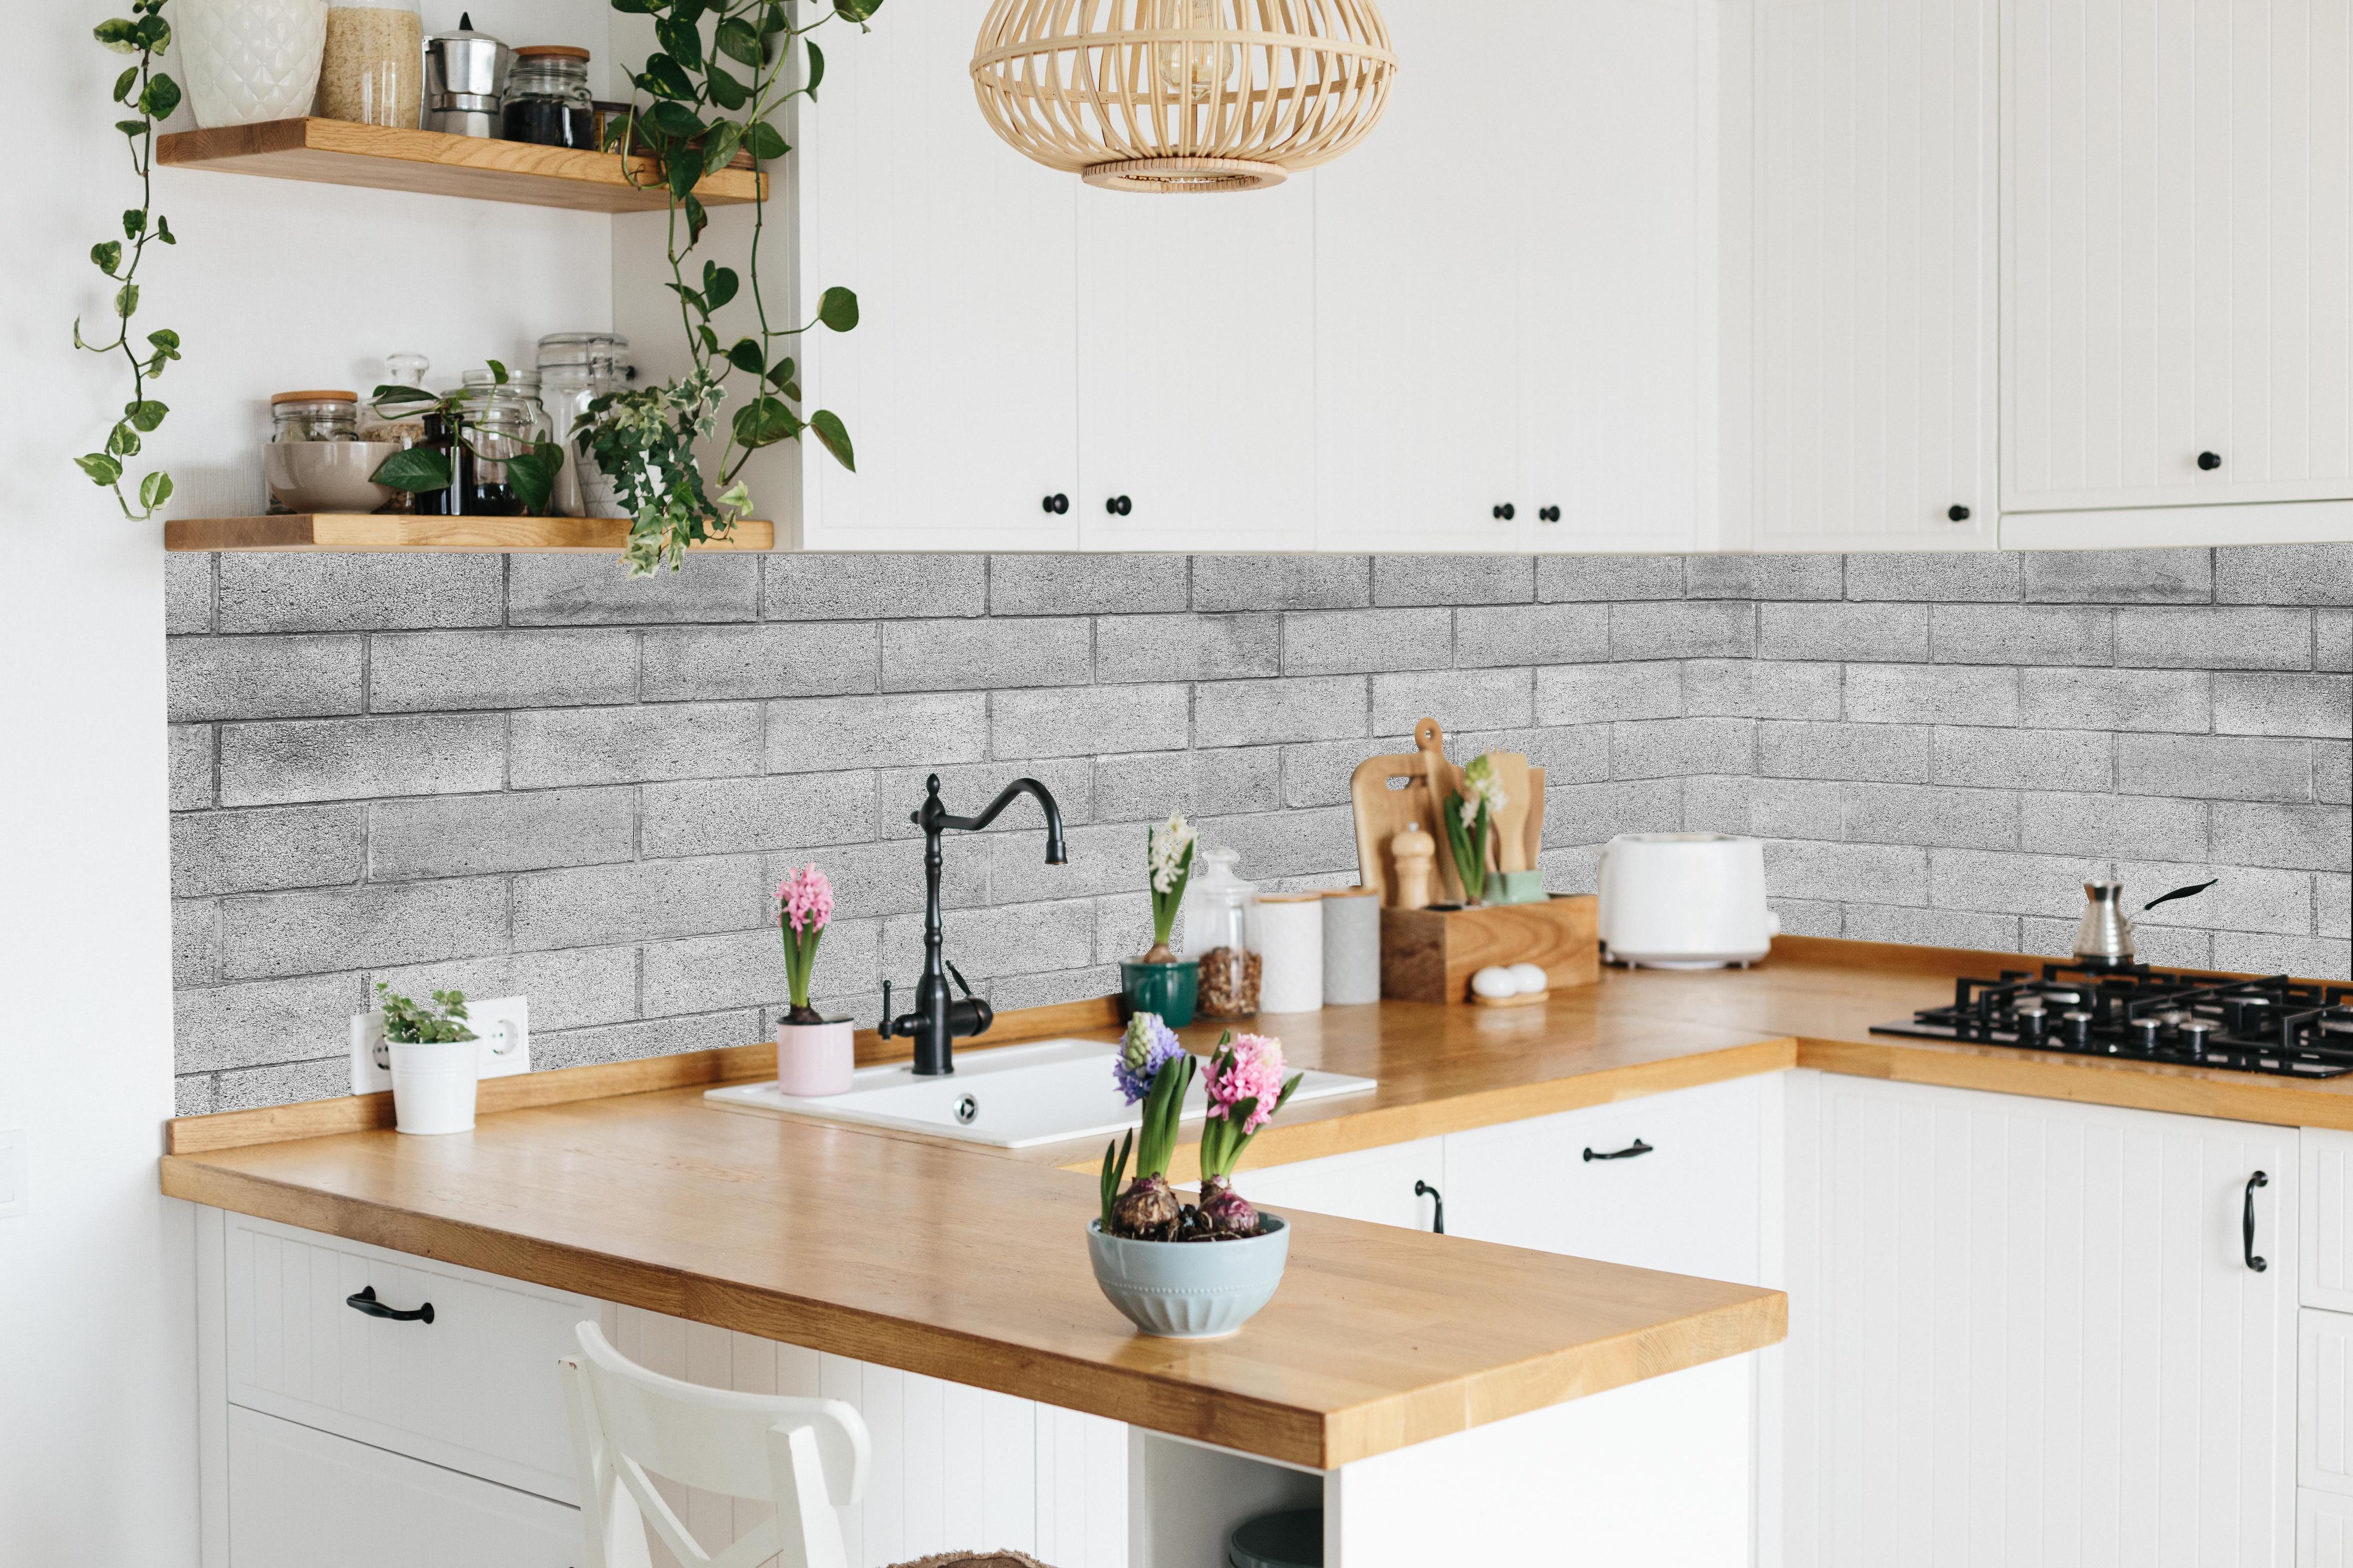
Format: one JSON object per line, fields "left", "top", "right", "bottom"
{"left": 1948, "top": 503, "right": 1971, "bottom": 522}
{"left": 1492, "top": 503, "right": 1516, "bottom": 521}
{"left": 2198, "top": 451, "right": 2223, "bottom": 471}
{"left": 1539, "top": 505, "right": 1562, "bottom": 523}
{"left": 1041, "top": 493, "right": 1069, "bottom": 515}
{"left": 1104, "top": 495, "right": 1132, "bottom": 517}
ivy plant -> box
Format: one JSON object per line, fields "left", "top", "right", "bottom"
{"left": 592, "top": 0, "right": 875, "bottom": 574}
{"left": 76, "top": 0, "right": 183, "bottom": 520}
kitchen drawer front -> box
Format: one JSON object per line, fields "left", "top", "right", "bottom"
{"left": 1443, "top": 1073, "right": 1766, "bottom": 1283}
{"left": 223, "top": 1211, "right": 598, "bottom": 1503}
{"left": 228, "top": 1406, "right": 579, "bottom": 1568}
{"left": 2305, "top": 1130, "right": 2353, "bottom": 1312}
{"left": 1231, "top": 1137, "right": 1445, "bottom": 1232}
{"left": 2307, "top": 1490, "right": 2353, "bottom": 1567}
{"left": 2308, "top": 1309, "right": 2353, "bottom": 1496}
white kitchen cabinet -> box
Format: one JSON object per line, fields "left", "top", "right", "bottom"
{"left": 1744, "top": 0, "right": 1999, "bottom": 552}
{"left": 2003, "top": 0, "right": 2353, "bottom": 517}
{"left": 227, "top": 1407, "right": 579, "bottom": 1568}
{"left": 2306, "top": 1128, "right": 2353, "bottom": 1313}
{"left": 1783, "top": 1071, "right": 2298, "bottom": 1568}
{"left": 1234, "top": 1136, "right": 1445, "bottom": 1232}
{"left": 2308, "top": 1490, "right": 2353, "bottom": 1568}
{"left": 1443, "top": 1074, "right": 1768, "bottom": 1284}
{"left": 2305, "top": 1309, "right": 2353, "bottom": 1496}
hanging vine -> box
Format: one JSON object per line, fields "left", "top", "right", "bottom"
{"left": 76, "top": 0, "right": 183, "bottom": 520}
{"left": 588, "top": 0, "right": 875, "bottom": 574}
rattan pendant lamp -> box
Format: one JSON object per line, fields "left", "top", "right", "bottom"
{"left": 970, "top": 1, "right": 1399, "bottom": 193}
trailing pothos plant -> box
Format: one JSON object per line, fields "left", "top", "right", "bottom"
{"left": 76, "top": 0, "right": 184, "bottom": 520}
{"left": 592, "top": 0, "right": 876, "bottom": 574}
{"left": 367, "top": 362, "right": 566, "bottom": 516}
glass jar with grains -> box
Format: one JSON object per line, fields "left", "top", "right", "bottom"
{"left": 318, "top": 0, "right": 422, "bottom": 128}
{"left": 270, "top": 390, "right": 361, "bottom": 443}
{"left": 502, "top": 46, "right": 597, "bottom": 148}
{"left": 1187, "top": 847, "right": 1263, "bottom": 1018}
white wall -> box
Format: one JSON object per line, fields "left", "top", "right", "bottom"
{"left": 2, "top": 6, "right": 611, "bottom": 1562}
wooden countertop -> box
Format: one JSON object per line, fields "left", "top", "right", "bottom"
{"left": 159, "top": 934, "right": 2347, "bottom": 1467}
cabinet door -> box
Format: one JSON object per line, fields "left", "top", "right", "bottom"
{"left": 1442, "top": 1074, "right": 1766, "bottom": 1284}
{"left": 796, "top": 0, "right": 1080, "bottom": 549}
{"left": 1752, "top": 0, "right": 1998, "bottom": 551}
{"left": 1233, "top": 1137, "right": 1445, "bottom": 1232}
{"left": 2005, "top": 0, "right": 2353, "bottom": 513}
{"left": 1783, "top": 1072, "right": 2297, "bottom": 1568}
{"left": 1076, "top": 181, "right": 1318, "bottom": 552}
{"left": 228, "top": 1407, "right": 579, "bottom": 1568}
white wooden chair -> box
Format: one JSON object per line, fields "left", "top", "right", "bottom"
{"left": 559, "top": 1321, "right": 871, "bottom": 1568}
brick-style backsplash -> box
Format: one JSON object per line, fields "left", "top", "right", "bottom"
{"left": 164, "top": 546, "right": 2353, "bottom": 1116}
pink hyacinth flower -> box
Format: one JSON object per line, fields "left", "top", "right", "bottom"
{"left": 778, "top": 865, "right": 833, "bottom": 935}
{"left": 1206, "top": 1033, "right": 1287, "bottom": 1135}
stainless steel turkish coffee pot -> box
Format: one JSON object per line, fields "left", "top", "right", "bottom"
{"left": 425, "top": 13, "right": 512, "bottom": 138}
{"left": 2072, "top": 878, "right": 2216, "bottom": 967}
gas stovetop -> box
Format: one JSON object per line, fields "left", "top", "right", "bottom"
{"left": 1874, "top": 963, "right": 2353, "bottom": 1078}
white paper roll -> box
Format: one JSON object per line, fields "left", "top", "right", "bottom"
{"left": 1321, "top": 888, "right": 1382, "bottom": 1005}
{"left": 1257, "top": 895, "right": 1325, "bottom": 1014}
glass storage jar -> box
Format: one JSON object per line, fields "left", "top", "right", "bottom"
{"left": 537, "top": 332, "right": 631, "bottom": 517}
{"left": 502, "top": 45, "right": 597, "bottom": 148}
{"left": 270, "top": 390, "right": 362, "bottom": 443}
{"left": 358, "top": 353, "right": 431, "bottom": 514}
{"left": 1186, "top": 847, "right": 1262, "bottom": 1018}
{"left": 450, "top": 380, "right": 543, "bottom": 515}
{"left": 318, "top": 0, "right": 423, "bottom": 128}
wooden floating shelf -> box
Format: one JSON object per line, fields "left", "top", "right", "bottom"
{"left": 157, "top": 118, "right": 764, "bottom": 213}
{"left": 164, "top": 515, "right": 781, "bottom": 553}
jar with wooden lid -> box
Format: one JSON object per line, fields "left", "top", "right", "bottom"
{"left": 1186, "top": 847, "right": 1262, "bottom": 1018}
{"left": 502, "top": 46, "right": 596, "bottom": 148}
{"left": 270, "top": 390, "right": 361, "bottom": 443}
{"left": 318, "top": 0, "right": 423, "bottom": 128}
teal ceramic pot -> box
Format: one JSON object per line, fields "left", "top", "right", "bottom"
{"left": 1087, "top": 1216, "right": 1290, "bottom": 1338}
{"left": 1120, "top": 958, "right": 1199, "bottom": 1028}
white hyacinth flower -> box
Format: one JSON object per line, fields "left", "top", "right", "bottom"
{"left": 1149, "top": 812, "right": 1195, "bottom": 894}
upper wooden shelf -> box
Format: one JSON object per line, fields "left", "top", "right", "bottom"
{"left": 156, "top": 118, "right": 764, "bottom": 213}
{"left": 164, "top": 514, "right": 780, "bottom": 553}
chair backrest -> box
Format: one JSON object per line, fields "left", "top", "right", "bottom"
{"left": 560, "top": 1320, "right": 870, "bottom": 1568}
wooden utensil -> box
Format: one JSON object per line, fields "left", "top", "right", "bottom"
{"left": 1524, "top": 766, "right": 1546, "bottom": 872}
{"left": 1349, "top": 716, "right": 1452, "bottom": 905}
{"left": 1487, "top": 753, "right": 1534, "bottom": 874}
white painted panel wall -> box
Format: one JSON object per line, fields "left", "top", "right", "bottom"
{"left": 1750, "top": 0, "right": 1998, "bottom": 551}
{"left": 1784, "top": 1073, "right": 2298, "bottom": 1568}
{"left": 2004, "top": 0, "right": 2353, "bottom": 512}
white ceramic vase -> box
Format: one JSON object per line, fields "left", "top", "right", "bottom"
{"left": 389, "top": 1036, "right": 478, "bottom": 1134}
{"left": 178, "top": 0, "right": 328, "bottom": 129}
{"left": 775, "top": 1019, "right": 853, "bottom": 1097}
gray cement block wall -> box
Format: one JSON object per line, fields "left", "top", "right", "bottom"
{"left": 167, "top": 546, "right": 2353, "bottom": 1115}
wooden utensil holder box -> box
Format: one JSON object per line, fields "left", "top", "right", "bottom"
{"left": 1380, "top": 896, "right": 1599, "bottom": 1004}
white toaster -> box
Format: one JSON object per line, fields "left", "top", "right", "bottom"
{"left": 1596, "top": 833, "right": 1781, "bottom": 969}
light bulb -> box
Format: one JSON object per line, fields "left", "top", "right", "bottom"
{"left": 1152, "top": 0, "right": 1234, "bottom": 106}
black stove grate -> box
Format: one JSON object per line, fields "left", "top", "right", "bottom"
{"left": 1873, "top": 961, "right": 2353, "bottom": 1078}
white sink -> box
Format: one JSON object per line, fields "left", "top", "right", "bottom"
{"left": 705, "top": 1038, "right": 1378, "bottom": 1150}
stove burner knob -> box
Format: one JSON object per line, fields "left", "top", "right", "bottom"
{"left": 2130, "top": 1018, "right": 2163, "bottom": 1052}
{"left": 2062, "top": 1009, "right": 2095, "bottom": 1046}
{"left": 2179, "top": 1018, "right": 2216, "bottom": 1054}
{"left": 2014, "top": 1004, "right": 2047, "bottom": 1040}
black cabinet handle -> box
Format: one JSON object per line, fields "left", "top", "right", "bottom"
{"left": 1539, "top": 505, "right": 1561, "bottom": 523}
{"left": 1105, "top": 495, "right": 1132, "bottom": 516}
{"left": 1948, "top": 503, "right": 1971, "bottom": 522}
{"left": 1492, "top": 503, "right": 1516, "bottom": 521}
{"left": 1584, "top": 1138, "right": 1653, "bottom": 1162}
{"left": 1041, "top": 493, "right": 1068, "bottom": 515}
{"left": 2198, "top": 451, "right": 2223, "bottom": 471}
{"left": 2244, "top": 1171, "right": 2269, "bottom": 1272}
{"left": 1414, "top": 1179, "right": 1445, "bottom": 1234}
{"left": 346, "top": 1284, "right": 434, "bottom": 1324}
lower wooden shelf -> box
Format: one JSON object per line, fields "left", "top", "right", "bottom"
{"left": 164, "top": 515, "right": 783, "bottom": 553}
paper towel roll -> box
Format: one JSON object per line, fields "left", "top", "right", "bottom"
{"left": 1321, "top": 888, "right": 1381, "bottom": 1005}
{"left": 1257, "top": 894, "right": 1325, "bottom": 1014}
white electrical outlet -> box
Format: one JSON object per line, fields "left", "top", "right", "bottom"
{"left": 348, "top": 997, "right": 532, "bottom": 1096}
{"left": 0, "top": 1129, "right": 25, "bottom": 1219}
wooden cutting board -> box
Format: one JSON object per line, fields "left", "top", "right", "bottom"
{"left": 1352, "top": 719, "right": 1463, "bottom": 905}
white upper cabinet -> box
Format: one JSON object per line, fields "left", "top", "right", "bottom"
{"left": 796, "top": 0, "right": 1079, "bottom": 550}
{"left": 1747, "top": 0, "right": 1999, "bottom": 551}
{"left": 2004, "top": 0, "right": 2353, "bottom": 514}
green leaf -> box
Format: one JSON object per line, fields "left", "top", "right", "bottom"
{"left": 114, "top": 283, "right": 138, "bottom": 319}
{"left": 704, "top": 66, "right": 749, "bottom": 113}
{"left": 698, "top": 322, "right": 721, "bottom": 354}
{"left": 371, "top": 446, "right": 453, "bottom": 492}
{"left": 107, "top": 422, "right": 142, "bottom": 457}
{"left": 112, "top": 67, "right": 138, "bottom": 103}
{"left": 682, "top": 192, "right": 709, "bottom": 242}
{"left": 138, "top": 470, "right": 174, "bottom": 512}
{"left": 655, "top": 15, "right": 704, "bottom": 73}
{"left": 116, "top": 119, "right": 148, "bottom": 139}
{"left": 806, "top": 41, "right": 826, "bottom": 97}
{"left": 731, "top": 395, "right": 799, "bottom": 449}
{"left": 726, "top": 338, "right": 766, "bottom": 376}
{"left": 716, "top": 17, "right": 764, "bottom": 67}
{"left": 701, "top": 119, "right": 745, "bottom": 173}
{"left": 122, "top": 208, "right": 145, "bottom": 238}
{"left": 155, "top": 215, "right": 176, "bottom": 245}
{"left": 140, "top": 73, "right": 180, "bottom": 120}
{"left": 647, "top": 100, "right": 706, "bottom": 140}
{"left": 702, "top": 264, "right": 739, "bottom": 311}
{"left": 147, "top": 327, "right": 182, "bottom": 356}
{"left": 836, "top": 0, "right": 883, "bottom": 20}
{"left": 637, "top": 54, "right": 696, "bottom": 100}
{"left": 487, "top": 358, "right": 510, "bottom": 385}
{"left": 817, "top": 286, "right": 859, "bottom": 332}
{"left": 760, "top": 2, "right": 790, "bottom": 36}
{"left": 744, "top": 120, "right": 789, "bottom": 161}
{"left": 124, "top": 398, "right": 168, "bottom": 432}
{"left": 780, "top": 380, "right": 802, "bottom": 402}
{"left": 765, "top": 356, "right": 796, "bottom": 388}
{"left": 76, "top": 452, "right": 124, "bottom": 487}
{"left": 668, "top": 147, "right": 703, "bottom": 202}
{"left": 94, "top": 17, "right": 142, "bottom": 53}
{"left": 505, "top": 442, "right": 563, "bottom": 517}
{"left": 133, "top": 13, "right": 169, "bottom": 51}
{"left": 810, "top": 409, "right": 856, "bottom": 471}
{"left": 91, "top": 241, "right": 123, "bottom": 276}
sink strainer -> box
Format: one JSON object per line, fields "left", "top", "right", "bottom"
{"left": 954, "top": 1095, "right": 979, "bottom": 1125}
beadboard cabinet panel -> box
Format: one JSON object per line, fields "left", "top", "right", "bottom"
{"left": 2004, "top": 0, "right": 2353, "bottom": 513}
{"left": 1783, "top": 1072, "right": 2297, "bottom": 1568}
{"left": 2305, "top": 1310, "right": 2353, "bottom": 1497}
{"left": 2305, "top": 1128, "right": 2353, "bottom": 1313}
{"left": 2308, "top": 1490, "right": 2353, "bottom": 1568}
{"left": 1750, "top": 0, "right": 1998, "bottom": 552}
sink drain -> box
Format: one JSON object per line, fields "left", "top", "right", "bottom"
{"left": 954, "top": 1095, "right": 979, "bottom": 1125}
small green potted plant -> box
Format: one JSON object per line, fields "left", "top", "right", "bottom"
{"left": 372, "top": 983, "right": 478, "bottom": 1135}
{"left": 1121, "top": 813, "right": 1199, "bottom": 1026}
{"left": 1087, "top": 1018, "right": 1304, "bottom": 1338}
{"left": 773, "top": 865, "right": 853, "bottom": 1096}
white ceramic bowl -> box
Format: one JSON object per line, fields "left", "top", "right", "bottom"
{"left": 1087, "top": 1215, "right": 1290, "bottom": 1338}
{"left": 265, "top": 441, "right": 406, "bottom": 513}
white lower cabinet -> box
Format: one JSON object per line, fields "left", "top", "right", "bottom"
{"left": 2307, "top": 1490, "right": 2353, "bottom": 1568}
{"left": 1784, "top": 1070, "right": 2299, "bottom": 1567}
{"left": 227, "top": 1407, "right": 578, "bottom": 1568}
{"left": 1236, "top": 1137, "right": 1445, "bottom": 1232}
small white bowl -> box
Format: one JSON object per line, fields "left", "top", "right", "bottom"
{"left": 266, "top": 441, "right": 407, "bottom": 514}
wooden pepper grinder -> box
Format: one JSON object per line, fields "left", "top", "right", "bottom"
{"left": 1391, "top": 822, "right": 1438, "bottom": 911}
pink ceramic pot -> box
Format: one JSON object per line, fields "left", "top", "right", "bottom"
{"left": 775, "top": 1019, "right": 854, "bottom": 1097}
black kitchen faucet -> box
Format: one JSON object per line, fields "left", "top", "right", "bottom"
{"left": 879, "top": 773, "right": 1067, "bottom": 1076}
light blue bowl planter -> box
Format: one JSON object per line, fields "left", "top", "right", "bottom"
{"left": 1086, "top": 1215, "right": 1291, "bottom": 1339}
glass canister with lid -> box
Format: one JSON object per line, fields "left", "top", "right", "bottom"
{"left": 537, "top": 333, "right": 632, "bottom": 517}
{"left": 270, "top": 390, "right": 362, "bottom": 444}
{"left": 502, "top": 45, "right": 598, "bottom": 148}
{"left": 318, "top": 0, "right": 423, "bottom": 128}
{"left": 1186, "top": 846, "right": 1262, "bottom": 1018}
{"left": 451, "top": 372, "right": 549, "bottom": 516}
